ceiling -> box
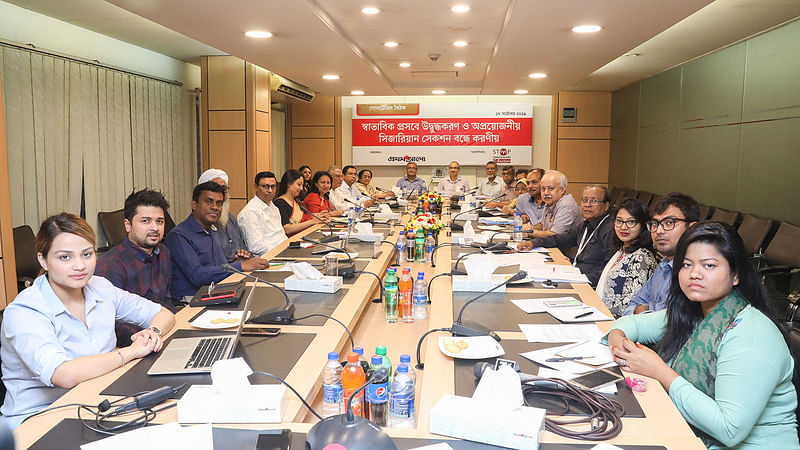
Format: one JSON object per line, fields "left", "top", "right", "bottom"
{"left": 7, "top": 0, "right": 800, "bottom": 96}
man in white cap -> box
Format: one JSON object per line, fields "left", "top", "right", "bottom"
{"left": 198, "top": 168, "right": 251, "bottom": 262}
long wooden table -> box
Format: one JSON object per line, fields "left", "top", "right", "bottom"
{"left": 14, "top": 210, "right": 705, "bottom": 449}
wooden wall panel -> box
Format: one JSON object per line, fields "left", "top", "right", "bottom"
{"left": 567, "top": 182, "right": 608, "bottom": 202}
{"left": 557, "top": 127, "right": 611, "bottom": 140}
{"left": 256, "top": 111, "right": 270, "bottom": 132}
{"left": 291, "top": 139, "right": 335, "bottom": 172}
{"left": 209, "top": 131, "right": 247, "bottom": 199}
{"left": 254, "top": 66, "right": 270, "bottom": 113}
{"left": 558, "top": 91, "right": 611, "bottom": 127}
{"left": 256, "top": 130, "right": 271, "bottom": 174}
{"left": 206, "top": 57, "right": 246, "bottom": 110}
{"left": 230, "top": 198, "right": 247, "bottom": 217}
{"left": 287, "top": 94, "right": 341, "bottom": 170}
{"left": 556, "top": 140, "right": 610, "bottom": 182}
{"left": 209, "top": 111, "right": 246, "bottom": 130}
{"left": 291, "top": 126, "right": 334, "bottom": 139}
{"left": 290, "top": 95, "right": 335, "bottom": 126}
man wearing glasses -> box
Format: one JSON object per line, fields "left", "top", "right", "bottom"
{"left": 622, "top": 192, "right": 700, "bottom": 315}
{"left": 237, "top": 171, "right": 289, "bottom": 256}
{"left": 517, "top": 170, "right": 581, "bottom": 240}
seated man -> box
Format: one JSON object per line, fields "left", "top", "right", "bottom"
{"left": 516, "top": 170, "right": 581, "bottom": 250}
{"left": 95, "top": 189, "right": 175, "bottom": 346}
{"left": 238, "top": 171, "right": 290, "bottom": 256}
{"left": 437, "top": 161, "right": 470, "bottom": 197}
{"left": 515, "top": 168, "right": 529, "bottom": 181}
{"left": 337, "top": 165, "right": 374, "bottom": 208}
{"left": 514, "top": 168, "right": 545, "bottom": 225}
{"left": 395, "top": 161, "right": 427, "bottom": 195}
{"left": 166, "top": 181, "right": 269, "bottom": 300}
{"left": 485, "top": 165, "right": 517, "bottom": 209}
{"left": 478, "top": 161, "right": 503, "bottom": 198}
{"left": 328, "top": 165, "right": 348, "bottom": 211}
{"left": 198, "top": 168, "right": 250, "bottom": 263}
{"left": 622, "top": 192, "right": 700, "bottom": 315}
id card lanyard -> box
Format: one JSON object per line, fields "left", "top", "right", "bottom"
{"left": 573, "top": 214, "right": 609, "bottom": 266}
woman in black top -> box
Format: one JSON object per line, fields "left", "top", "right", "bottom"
{"left": 273, "top": 169, "right": 324, "bottom": 236}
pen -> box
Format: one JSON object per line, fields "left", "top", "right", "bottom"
{"left": 545, "top": 356, "right": 587, "bottom": 362}
{"left": 573, "top": 311, "right": 593, "bottom": 319}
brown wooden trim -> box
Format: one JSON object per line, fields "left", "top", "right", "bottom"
{"left": 287, "top": 103, "right": 294, "bottom": 169}
{"left": 0, "top": 75, "right": 18, "bottom": 305}
{"left": 334, "top": 96, "right": 342, "bottom": 166}
{"left": 200, "top": 57, "right": 210, "bottom": 172}
{"left": 549, "top": 93, "right": 559, "bottom": 170}
{"left": 245, "top": 62, "right": 256, "bottom": 201}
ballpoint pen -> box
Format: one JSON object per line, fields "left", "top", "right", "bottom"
{"left": 573, "top": 310, "right": 593, "bottom": 319}
{"left": 545, "top": 356, "right": 587, "bottom": 362}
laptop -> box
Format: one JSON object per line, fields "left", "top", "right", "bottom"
{"left": 148, "top": 276, "right": 259, "bottom": 375}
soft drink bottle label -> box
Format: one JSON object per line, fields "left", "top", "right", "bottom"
{"left": 367, "top": 382, "right": 389, "bottom": 404}
{"left": 390, "top": 391, "right": 414, "bottom": 418}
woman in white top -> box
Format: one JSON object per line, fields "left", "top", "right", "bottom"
{"left": 0, "top": 213, "right": 175, "bottom": 428}
{"left": 596, "top": 198, "right": 657, "bottom": 317}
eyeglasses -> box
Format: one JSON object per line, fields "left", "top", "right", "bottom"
{"left": 258, "top": 183, "right": 277, "bottom": 191}
{"left": 614, "top": 218, "right": 639, "bottom": 228}
{"left": 580, "top": 197, "right": 607, "bottom": 205}
{"left": 646, "top": 217, "right": 689, "bottom": 232}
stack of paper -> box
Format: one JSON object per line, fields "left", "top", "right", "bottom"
{"left": 518, "top": 324, "right": 603, "bottom": 343}
{"left": 520, "top": 342, "right": 616, "bottom": 374}
{"left": 479, "top": 217, "right": 514, "bottom": 225}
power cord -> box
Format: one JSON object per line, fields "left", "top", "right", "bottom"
{"left": 294, "top": 313, "right": 355, "bottom": 350}
{"left": 353, "top": 270, "right": 384, "bottom": 303}
{"left": 415, "top": 327, "right": 452, "bottom": 370}
{"left": 252, "top": 371, "right": 323, "bottom": 421}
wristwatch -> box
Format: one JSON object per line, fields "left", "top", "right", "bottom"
{"left": 148, "top": 326, "right": 162, "bottom": 336}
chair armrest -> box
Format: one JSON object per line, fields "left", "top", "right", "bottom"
{"left": 758, "top": 265, "right": 800, "bottom": 276}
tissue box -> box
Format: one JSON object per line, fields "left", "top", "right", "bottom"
{"left": 178, "top": 384, "right": 287, "bottom": 423}
{"left": 375, "top": 212, "right": 400, "bottom": 220}
{"left": 398, "top": 199, "right": 408, "bottom": 206}
{"left": 452, "top": 275, "right": 507, "bottom": 292}
{"left": 429, "top": 395, "right": 545, "bottom": 449}
{"left": 284, "top": 275, "right": 342, "bottom": 293}
{"left": 458, "top": 213, "right": 479, "bottom": 221}
{"left": 350, "top": 232, "right": 384, "bottom": 242}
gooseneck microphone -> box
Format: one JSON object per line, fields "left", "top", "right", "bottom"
{"left": 112, "top": 386, "right": 180, "bottom": 414}
{"left": 451, "top": 270, "right": 527, "bottom": 341}
{"left": 451, "top": 241, "right": 510, "bottom": 275}
{"left": 302, "top": 236, "right": 355, "bottom": 278}
{"left": 344, "top": 197, "right": 374, "bottom": 221}
{"left": 222, "top": 264, "right": 296, "bottom": 324}
{"left": 450, "top": 192, "right": 505, "bottom": 231}
{"left": 297, "top": 202, "right": 338, "bottom": 240}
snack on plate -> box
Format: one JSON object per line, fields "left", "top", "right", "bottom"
{"left": 210, "top": 317, "right": 239, "bottom": 325}
{"left": 443, "top": 337, "right": 469, "bottom": 354}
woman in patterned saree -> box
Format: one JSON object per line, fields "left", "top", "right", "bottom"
{"left": 606, "top": 222, "right": 798, "bottom": 449}
{"left": 595, "top": 198, "right": 657, "bottom": 317}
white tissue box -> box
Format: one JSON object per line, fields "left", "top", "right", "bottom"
{"left": 429, "top": 395, "right": 545, "bottom": 449}
{"left": 375, "top": 212, "right": 400, "bottom": 220}
{"left": 398, "top": 199, "right": 408, "bottom": 206}
{"left": 350, "top": 233, "right": 384, "bottom": 242}
{"left": 284, "top": 275, "right": 342, "bottom": 293}
{"left": 458, "top": 213, "right": 479, "bottom": 221}
{"left": 178, "top": 384, "right": 288, "bottom": 423}
{"left": 452, "top": 275, "right": 507, "bottom": 292}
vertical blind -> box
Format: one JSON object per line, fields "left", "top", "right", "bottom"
{"left": 0, "top": 44, "right": 193, "bottom": 241}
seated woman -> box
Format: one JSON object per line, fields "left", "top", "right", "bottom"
{"left": 501, "top": 178, "right": 528, "bottom": 215}
{"left": 298, "top": 165, "right": 312, "bottom": 201}
{"left": 303, "top": 171, "right": 343, "bottom": 216}
{"left": 595, "top": 198, "right": 657, "bottom": 317}
{"left": 274, "top": 169, "right": 326, "bottom": 236}
{"left": 356, "top": 169, "right": 394, "bottom": 200}
{"left": 606, "top": 222, "right": 799, "bottom": 449}
{"left": 0, "top": 213, "right": 175, "bottom": 429}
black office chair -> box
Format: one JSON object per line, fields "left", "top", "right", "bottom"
{"left": 710, "top": 208, "right": 738, "bottom": 226}
{"left": 164, "top": 209, "right": 176, "bottom": 237}
{"left": 636, "top": 191, "right": 653, "bottom": 207}
{"left": 12, "top": 225, "right": 40, "bottom": 291}
{"left": 738, "top": 214, "right": 773, "bottom": 257}
{"left": 97, "top": 209, "right": 127, "bottom": 251}
{"left": 649, "top": 194, "right": 662, "bottom": 208}
{"left": 609, "top": 186, "right": 621, "bottom": 208}
{"left": 759, "top": 222, "right": 800, "bottom": 316}
{"left": 698, "top": 205, "right": 712, "bottom": 221}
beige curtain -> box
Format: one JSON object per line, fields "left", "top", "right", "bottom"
{"left": 0, "top": 43, "right": 191, "bottom": 242}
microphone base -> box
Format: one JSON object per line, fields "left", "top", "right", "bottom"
{"left": 306, "top": 414, "right": 397, "bottom": 450}
{"left": 250, "top": 302, "right": 296, "bottom": 325}
{"left": 451, "top": 321, "right": 501, "bottom": 342}
{"left": 338, "top": 262, "right": 356, "bottom": 278}
{"left": 450, "top": 223, "right": 464, "bottom": 231}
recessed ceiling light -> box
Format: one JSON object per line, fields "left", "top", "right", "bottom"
{"left": 528, "top": 73, "right": 547, "bottom": 79}
{"left": 244, "top": 31, "right": 273, "bottom": 38}
{"left": 451, "top": 4, "right": 470, "bottom": 13}
{"left": 399, "top": 62, "right": 411, "bottom": 68}
{"left": 322, "top": 74, "right": 340, "bottom": 80}
{"left": 351, "top": 90, "right": 365, "bottom": 95}
{"left": 453, "top": 62, "right": 466, "bottom": 68}
{"left": 514, "top": 89, "right": 528, "bottom": 94}
{"left": 453, "top": 40, "right": 468, "bottom": 47}
{"left": 572, "top": 24, "right": 602, "bottom": 33}
{"left": 432, "top": 89, "right": 446, "bottom": 95}
{"left": 384, "top": 41, "right": 399, "bottom": 48}
{"left": 361, "top": 7, "right": 380, "bottom": 15}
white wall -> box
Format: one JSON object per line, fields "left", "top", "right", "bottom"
{"left": 339, "top": 95, "right": 552, "bottom": 191}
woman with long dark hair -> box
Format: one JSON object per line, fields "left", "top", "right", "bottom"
{"left": 303, "top": 171, "right": 343, "bottom": 216}
{"left": 273, "top": 169, "right": 324, "bottom": 236}
{"left": 298, "top": 165, "right": 312, "bottom": 201}
{"left": 606, "top": 222, "right": 798, "bottom": 449}
{"left": 595, "top": 198, "right": 657, "bottom": 317}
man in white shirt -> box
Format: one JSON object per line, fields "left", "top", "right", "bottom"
{"left": 237, "top": 171, "right": 288, "bottom": 255}
{"left": 337, "top": 165, "right": 374, "bottom": 208}
{"left": 437, "top": 161, "right": 470, "bottom": 197}
{"left": 478, "top": 161, "right": 503, "bottom": 198}
{"left": 328, "top": 166, "right": 348, "bottom": 211}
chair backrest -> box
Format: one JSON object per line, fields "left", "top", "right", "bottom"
{"left": 764, "top": 222, "right": 800, "bottom": 267}
{"left": 698, "top": 205, "right": 712, "bottom": 221}
{"left": 12, "top": 225, "right": 40, "bottom": 281}
{"left": 97, "top": 209, "right": 127, "bottom": 249}
{"left": 609, "top": 186, "right": 622, "bottom": 208}
{"left": 164, "top": 209, "right": 176, "bottom": 236}
{"left": 738, "top": 214, "right": 773, "bottom": 255}
{"left": 636, "top": 191, "right": 653, "bottom": 207}
{"left": 710, "top": 208, "right": 738, "bottom": 226}
{"left": 619, "top": 188, "right": 637, "bottom": 203}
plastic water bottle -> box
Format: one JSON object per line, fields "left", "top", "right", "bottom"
{"left": 375, "top": 345, "right": 392, "bottom": 388}
{"left": 342, "top": 352, "right": 366, "bottom": 418}
{"left": 413, "top": 272, "right": 427, "bottom": 319}
{"left": 399, "top": 268, "right": 413, "bottom": 323}
{"left": 322, "top": 352, "right": 343, "bottom": 418}
{"left": 406, "top": 229, "right": 416, "bottom": 262}
{"left": 396, "top": 354, "right": 417, "bottom": 385}
{"left": 384, "top": 268, "right": 399, "bottom": 323}
{"left": 414, "top": 229, "right": 425, "bottom": 263}
{"left": 396, "top": 230, "right": 407, "bottom": 263}
{"left": 347, "top": 207, "right": 356, "bottom": 234}
{"left": 356, "top": 205, "right": 363, "bottom": 220}
{"left": 367, "top": 355, "right": 389, "bottom": 427}
{"left": 513, "top": 212, "right": 523, "bottom": 243}
{"left": 425, "top": 232, "right": 435, "bottom": 263}
{"left": 390, "top": 364, "right": 415, "bottom": 428}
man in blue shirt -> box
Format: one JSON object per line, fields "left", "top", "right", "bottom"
{"left": 395, "top": 161, "right": 428, "bottom": 195}
{"left": 165, "top": 182, "right": 269, "bottom": 300}
{"left": 514, "top": 168, "right": 545, "bottom": 225}
{"left": 622, "top": 192, "right": 700, "bottom": 315}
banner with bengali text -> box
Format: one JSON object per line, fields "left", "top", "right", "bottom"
{"left": 352, "top": 103, "right": 533, "bottom": 166}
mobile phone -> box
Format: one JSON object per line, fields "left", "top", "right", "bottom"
{"left": 288, "top": 241, "right": 301, "bottom": 249}
{"left": 569, "top": 369, "right": 623, "bottom": 390}
{"left": 255, "top": 429, "right": 291, "bottom": 450}
{"left": 200, "top": 290, "right": 236, "bottom": 301}
{"left": 241, "top": 327, "right": 281, "bottom": 336}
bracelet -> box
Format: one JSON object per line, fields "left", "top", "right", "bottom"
{"left": 115, "top": 349, "right": 125, "bottom": 368}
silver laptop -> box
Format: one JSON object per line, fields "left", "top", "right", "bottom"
{"left": 148, "top": 277, "right": 258, "bottom": 375}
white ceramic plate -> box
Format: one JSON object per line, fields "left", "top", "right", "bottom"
{"left": 190, "top": 310, "right": 252, "bottom": 329}
{"left": 438, "top": 335, "right": 505, "bottom": 359}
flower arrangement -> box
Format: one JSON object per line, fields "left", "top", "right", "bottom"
{"left": 419, "top": 191, "right": 443, "bottom": 206}
{"left": 406, "top": 212, "right": 444, "bottom": 234}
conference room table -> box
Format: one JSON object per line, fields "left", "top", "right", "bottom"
{"left": 13, "top": 205, "right": 706, "bottom": 449}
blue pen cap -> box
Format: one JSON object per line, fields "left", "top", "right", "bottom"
{"left": 328, "top": 352, "right": 338, "bottom": 360}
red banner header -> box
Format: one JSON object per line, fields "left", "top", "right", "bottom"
{"left": 352, "top": 117, "right": 532, "bottom": 147}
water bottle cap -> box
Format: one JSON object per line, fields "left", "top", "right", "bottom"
{"left": 398, "top": 364, "right": 409, "bottom": 373}
{"left": 387, "top": 268, "right": 396, "bottom": 275}
{"left": 400, "top": 354, "right": 411, "bottom": 363}
{"left": 399, "top": 230, "right": 404, "bottom": 235}
{"left": 371, "top": 355, "right": 383, "bottom": 365}
{"left": 417, "top": 272, "right": 424, "bottom": 278}
{"left": 328, "top": 352, "right": 339, "bottom": 360}
{"left": 353, "top": 346, "right": 364, "bottom": 356}
{"left": 347, "top": 353, "right": 358, "bottom": 362}
{"left": 427, "top": 232, "right": 432, "bottom": 235}
{"left": 376, "top": 345, "right": 387, "bottom": 355}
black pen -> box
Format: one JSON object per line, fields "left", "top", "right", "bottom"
{"left": 573, "top": 311, "right": 593, "bottom": 319}
{"left": 545, "top": 356, "right": 587, "bottom": 362}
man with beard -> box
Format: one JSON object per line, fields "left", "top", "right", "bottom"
{"left": 95, "top": 189, "right": 175, "bottom": 346}
{"left": 197, "top": 168, "right": 249, "bottom": 263}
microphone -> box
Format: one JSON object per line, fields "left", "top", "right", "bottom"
{"left": 451, "top": 241, "right": 510, "bottom": 275}
{"left": 473, "top": 362, "right": 563, "bottom": 389}
{"left": 222, "top": 264, "right": 296, "bottom": 324}
{"left": 302, "top": 236, "right": 355, "bottom": 278}
{"left": 451, "top": 270, "right": 527, "bottom": 341}
{"left": 429, "top": 242, "right": 460, "bottom": 268}
{"left": 113, "top": 386, "right": 177, "bottom": 413}
{"left": 297, "top": 202, "right": 338, "bottom": 239}
{"left": 344, "top": 198, "right": 374, "bottom": 221}
{"left": 450, "top": 192, "right": 505, "bottom": 231}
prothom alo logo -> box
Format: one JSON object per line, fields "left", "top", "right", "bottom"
{"left": 388, "top": 155, "right": 426, "bottom": 162}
